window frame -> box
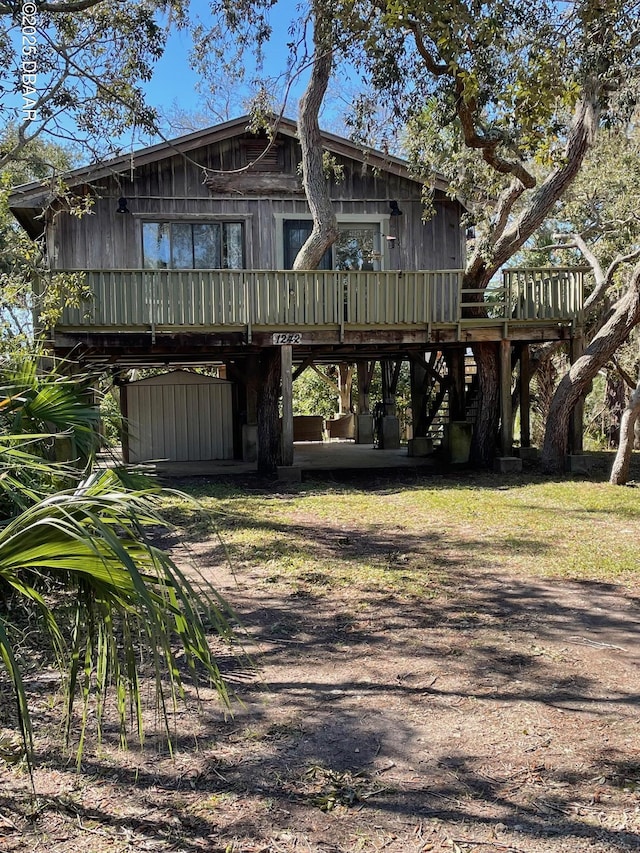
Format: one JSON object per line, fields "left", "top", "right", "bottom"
{"left": 275, "top": 213, "right": 389, "bottom": 271}
{"left": 141, "top": 219, "right": 246, "bottom": 270}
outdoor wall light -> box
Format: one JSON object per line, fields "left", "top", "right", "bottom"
{"left": 389, "top": 200, "right": 403, "bottom": 216}
{"left": 116, "top": 197, "right": 129, "bottom": 214}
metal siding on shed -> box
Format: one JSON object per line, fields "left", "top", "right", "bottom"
{"left": 174, "top": 383, "right": 189, "bottom": 459}
{"left": 127, "top": 372, "right": 234, "bottom": 462}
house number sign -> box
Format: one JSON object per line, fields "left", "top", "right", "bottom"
{"left": 272, "top": 332, "right": 302, "bottom": 345}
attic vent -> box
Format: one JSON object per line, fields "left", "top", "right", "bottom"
{"left": 241, "top": 138, "right": 283, "bottom": 172}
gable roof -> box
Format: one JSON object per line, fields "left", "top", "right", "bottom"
{"left": 8, "top": 115, "right": 448, "bottom": 223}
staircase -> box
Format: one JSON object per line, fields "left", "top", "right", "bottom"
{"left": 424, "top": 352, "right": 478, "bottom": 447}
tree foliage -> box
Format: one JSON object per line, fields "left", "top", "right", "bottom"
{"left": 0, "top": 129, "right": 94, "bottom": 343}
{"left": 0, "top": 1, "right": 188, "bottom": 168}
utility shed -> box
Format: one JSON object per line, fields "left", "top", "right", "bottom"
{"left": 124, "top": 371, "right": 234, "bottom": 463}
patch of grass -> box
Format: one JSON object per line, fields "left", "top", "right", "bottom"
{"left": 164, "top": 475, "right": 640, "bottom": 590}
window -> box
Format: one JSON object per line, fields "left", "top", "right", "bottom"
{"left": 334, "top": 227, "right": 381, "bottom": 271}
{"left": 282, "top": 219, "right": 382, "bottom": 270}
{"left": 142, "top": 221, "right": 244, "bottom": 269}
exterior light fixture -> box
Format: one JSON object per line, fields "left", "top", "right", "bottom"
{"left": 389, "top": 200, "right": 403, "bottom": 216}
{"left": 116, "top": 197, "right": 129, "bottom": 214}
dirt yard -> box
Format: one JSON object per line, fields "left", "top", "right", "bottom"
{"left": 2, "top": 472, "right": 640, "bottom": 853}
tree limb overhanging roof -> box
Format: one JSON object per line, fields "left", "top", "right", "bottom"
{"left": 8, "top": 115, "right": 451, "bottom": 236}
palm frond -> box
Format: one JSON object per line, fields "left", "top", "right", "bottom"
{"left": 0, "top": 434, "right": 81, "bottom": 514}
{"left": 1, "top": 353, "right": 103, "bottom": 465}
{"left": 0, "top": 470, "right": 237, "bottom": 770}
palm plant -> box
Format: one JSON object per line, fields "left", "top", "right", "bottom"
{"left": 1, "top": 350, "right": 102, "bottom": 467}
{"left": 0, "top": 354, "right": 237, "bottom": 772}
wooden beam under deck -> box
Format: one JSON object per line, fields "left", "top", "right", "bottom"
{"left": 51, "top": 318, "right": 576, "bottom": 367}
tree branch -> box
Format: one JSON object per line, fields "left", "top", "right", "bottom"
{"left": 603, "top": 245, "right": 640, "bottom": 290}
{"left": 611, "top": 355, "right": 638, "bottom": 390}
{"left": 311, "top": 365, "right": 338, "bottom": 393}
{"left": 292, "top": 3, "right": 339, "bottom": 270}
{"left": 0, "top": 0, "right": 106, "bottom": 12}
{"left": 409, "top": 20, "right": 449, "bottom": 75}
{"left": 409, "top": 18, "right": 536, "bottom": 189}
{"left": 481, "top": 89, "right": 599, "bottom": 284}
{"left": 552, "top": 234, "right": 640, "bottom": 313}
{"left": 492, "top": 179, "right": 527, "bottom": 241}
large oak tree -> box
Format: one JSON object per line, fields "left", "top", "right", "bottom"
{"left": 302, "top": 0, "right": 640, "bottom": 464}
{"left": 538, "top": 128, "right": 640, "bottom": 471}
{"left": 203, "top": 1, "right": 639, "bottom": 465}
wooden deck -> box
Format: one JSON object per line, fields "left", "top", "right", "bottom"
{"left": 50, "top": 267, "right": 585, "bottom": 358}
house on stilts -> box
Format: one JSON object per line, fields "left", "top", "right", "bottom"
{"left": 8, "top": 116, "right": 585, "bottom": 472}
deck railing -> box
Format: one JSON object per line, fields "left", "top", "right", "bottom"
{"left": 503, "top": 267, "right": 585, "bottom": 320}
{"left": 57, "top": 267, "right": 584, "bottom": 330}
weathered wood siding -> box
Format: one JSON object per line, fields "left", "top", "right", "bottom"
{"left": 50, "top": 133, "right": 465, "bottom": 272}
{"left": 126, "top": 371, "right": 234, "bottom": 462}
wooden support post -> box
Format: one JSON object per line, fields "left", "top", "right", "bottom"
{"left": 519, "top": 344, "right": 531, "bottom": 448}
{"left": 382, "top": 359, "right": 396, "bottom": 417}
{"left": 229, "top": 354, "right": 261, "bottom": 463}
{"left": 446, "top": 346, "right": 466, "bottom": 421}
{"left": 569, "top": 333, "right": 585, "bottom": 454}
{"left": 257, "top": 348, "right": 281, "bottom": 476}
{"left": 119, "top": 379, "right": 129, "bottom": 464}
{"left": 245, "top": 353, "right": 259, "bottom": 424}
{"left": 356, "top": 360, "right": 372, "bottom": 414}
{"left": 410, "top": 355, "right": 428, "bottom": 437}
{"left": 380, "top": 359, "right": 401, "bottom": 448}
{"left": 356, "top": 360, "right": 375, "bottom": 444}
{"left": 500, "top": 339, "right": 513, "bottom": 457}
{"left": 280, "top": 345, "right": 294, "bottom": 467}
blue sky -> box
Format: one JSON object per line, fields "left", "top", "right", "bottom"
{"left": 144, "top": 27, "right": 201, "bottom": 112}
{"left": 142, "top": 4, "right": 314, "bottom": 131}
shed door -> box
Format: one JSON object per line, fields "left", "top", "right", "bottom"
{"left": 127, "top": 378, "right": 234, "bottom": 462}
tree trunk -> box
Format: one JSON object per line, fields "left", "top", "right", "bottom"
{"left": 256, "top": 348, "right": 281, "bottom": 476}
{"left": 357, "top": 360, "right": 373, "bottom": 415}
{"left": 542, "top": 262, "right": 640, "bottom": 472}
{"left": 461, "top": 93, "right": 599, "bottom": 466}
{"left": 466, "top": 92, "right": 600, "bottom": 285}
{"left": 292, "top": 7, "right": 338, "bottom": 270}
{"left": 470, "top": 342, "right": 500, "bottom": 466}
{"left": 337, "top": 363, "right": 354, "bottom": 414}
{"left": 610, "top": 379, "right": 640, "bottom": 485}
{"left": 532, "top": 349, "right": 560, "bottom": 446}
